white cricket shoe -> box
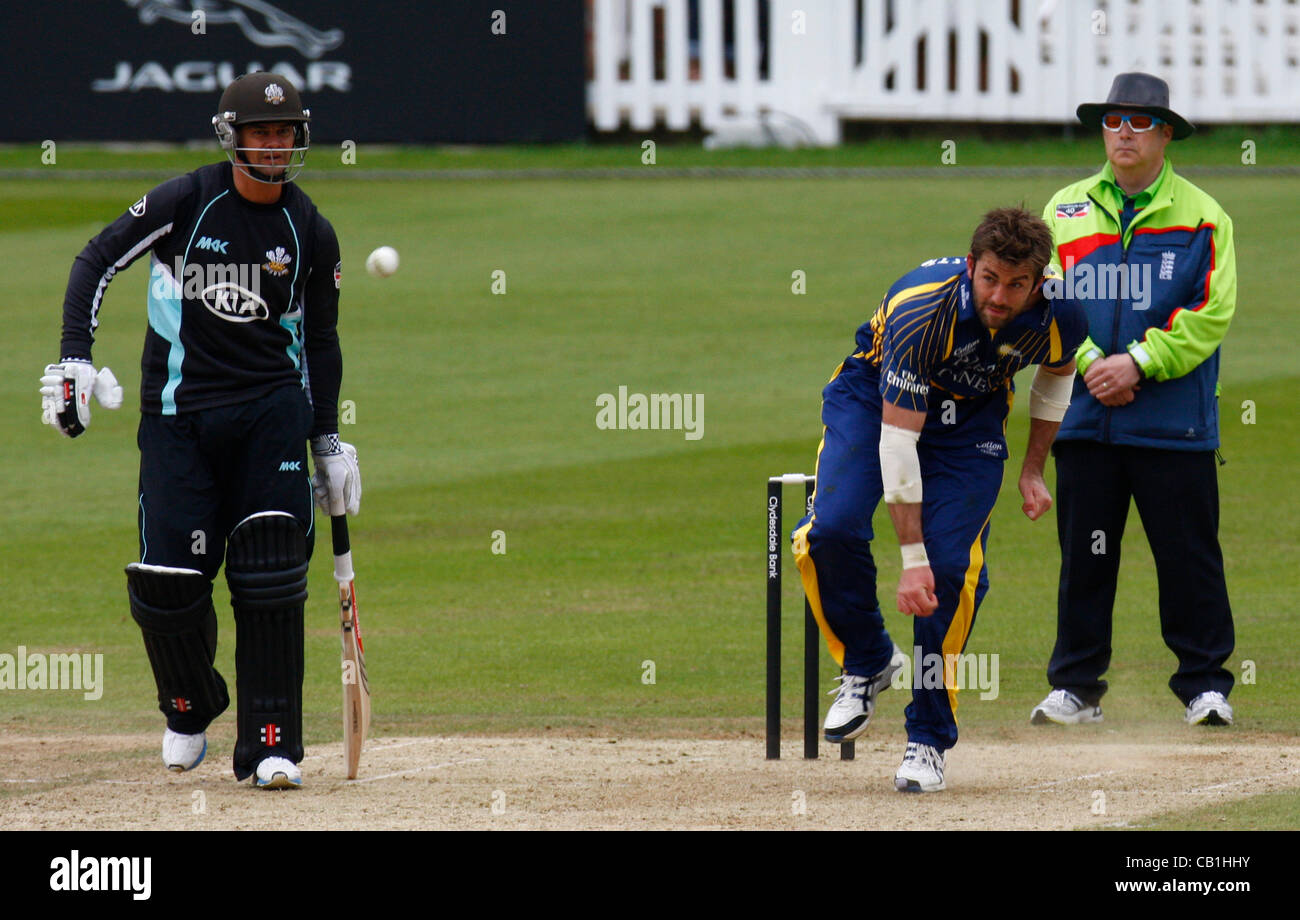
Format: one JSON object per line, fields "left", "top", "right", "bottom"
{"left": 823, "top": 645, "right": 906, "bottom": 743}
{"left": 894, "top": 742, "right": 946, "bottom": 793}
{"left": 162, "top": 728, "right": 207, "bottom": 772}
{"left": 254, "top": 756, "right": 302, "bottom": 790}
{"left": 1030, "top": 689, "right": 1103, "bottom": 725}
{"left": 1185, "top": 691, "right": 1233, "bottom": 726}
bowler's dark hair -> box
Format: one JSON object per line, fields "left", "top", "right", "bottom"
{"left": 970, "top": 207, "right": 1053, "bottom": 278}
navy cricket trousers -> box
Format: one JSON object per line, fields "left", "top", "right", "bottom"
{"left": 792, "top": 368, "right": 1003, "bottom": 751}
{"left": 137, "top": 384, "right": 316, "bottom": 580}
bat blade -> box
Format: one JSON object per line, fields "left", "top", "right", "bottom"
{"left": 340, "top": 579, "right": 370, "bottom": 779}
{"left": 332, "top": 514, "right": 370, "bottom": 780}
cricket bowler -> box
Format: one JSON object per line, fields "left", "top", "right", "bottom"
{"left": 792, "top": 207, "right": 1087, "bottom": 792}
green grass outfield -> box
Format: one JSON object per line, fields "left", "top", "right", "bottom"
{"left": 3, "top": 123, "right": 1299, "bottom": 172}
{"left": 2, "top": 142, "right": 1297, "bottom": 828}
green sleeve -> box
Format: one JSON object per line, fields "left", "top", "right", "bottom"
{"left": 1127, "top": 214, "right": 1236, "bottom": 382}
{"left": 1074, "top": 338, "right": 1104, "bottom": 375}
{"left": 1043, "top": 196, "right": 1104, "bottom": 374}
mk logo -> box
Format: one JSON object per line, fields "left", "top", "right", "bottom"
{"left": 261, "top": 723, "right": 281, "bottom": 746}
{"left": 279, "top": 460, "right": 302, "bottom": 471}
{"left": 195, "top": 236, "right": 230, "bottom": 254}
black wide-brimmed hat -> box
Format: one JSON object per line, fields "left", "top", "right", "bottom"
{"left": 1076, "top": 72, "right": 1194, "bottom": 140}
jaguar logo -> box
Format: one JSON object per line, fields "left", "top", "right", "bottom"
{"left": 125, "top": 0, "right": 344, "bottom": 59}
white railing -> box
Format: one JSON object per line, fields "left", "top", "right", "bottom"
{"left": 588, "top": 0, "right": 1300, "bottom": 144}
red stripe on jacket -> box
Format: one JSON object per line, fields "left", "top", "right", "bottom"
{"left": 1056, "top": 232, "right": 1120, "bottom": 271}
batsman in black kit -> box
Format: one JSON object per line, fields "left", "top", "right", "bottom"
{"left": 40, "top": 73, "right": 360, "bottom": 789}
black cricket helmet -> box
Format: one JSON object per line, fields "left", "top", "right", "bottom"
{"left": 212, "top": 72, "right": 311, "bottom": 183}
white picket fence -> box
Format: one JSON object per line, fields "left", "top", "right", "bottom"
{"left": 588, "top": 0, "right": 1300, "bottom": 144}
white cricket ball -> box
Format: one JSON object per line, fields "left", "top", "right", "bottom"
{"left": 365, "top": 246, "right": 400, "bottom": 278}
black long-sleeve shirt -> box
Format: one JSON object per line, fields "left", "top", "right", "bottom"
{"left": 60, "top": 161, "right": 342, "bottom": 436}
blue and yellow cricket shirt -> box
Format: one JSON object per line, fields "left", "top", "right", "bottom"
{"left": 834, "top": 257, "right": 1087, "bottom": 458}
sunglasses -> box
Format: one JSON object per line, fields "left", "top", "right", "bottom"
{"left": 1101, "top": 112, "right": 1166, "bottom": 132}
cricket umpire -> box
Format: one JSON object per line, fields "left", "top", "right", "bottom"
{"left": 793, "top": 208, "right": 1086, "bottom": 792}
{"left": 40, "top": 72, "right": 361, "bottom": 789}
{"left": 1031, "top": 73, "right": 1238, "bottom": 728}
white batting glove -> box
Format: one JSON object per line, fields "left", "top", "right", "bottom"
{"left": 311, "top": 435, "right": 361, "bottom": 516}
{"left": 39, "top": 360, "right": 124, "bottom": 438}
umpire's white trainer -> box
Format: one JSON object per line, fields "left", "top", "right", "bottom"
{"left": 894, "top": 742, "right": 946, "bottom": 793}
{"left": 1185, "top": 691, "right": 1233, "bottom": 726}
{"left": 254, "top": 756, "right": 302, "bottom": 790}
{"left": 823, "top": 645, "right": 906, "bottom": 743}
{"left": 162, "top": 728, "right": 207, "bottom": 772}
{"left": 1030, "top": 689, "right": 1103, "bottom": 725}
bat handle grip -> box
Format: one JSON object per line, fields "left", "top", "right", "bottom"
{"left": 327, "top": 487, "right": 347, "bottom": 519}
{"left": 330, "top": 514, "right": 354, "bottom": 583}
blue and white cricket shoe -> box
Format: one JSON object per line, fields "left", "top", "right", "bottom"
{"left": 823, "top": 644, "right": 906, "bottom": 742}
{"left": 254, "top": 756, "right": 302, "bottom": 790}
{"left": 162, "top": 728, "right": 207, "bottom": 772}
{"left": 894, "top": 742, "right": 946, "bottom": 793}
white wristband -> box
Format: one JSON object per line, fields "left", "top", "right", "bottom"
{"left": 901, "top": 542, "right": 929, "bottom": 569}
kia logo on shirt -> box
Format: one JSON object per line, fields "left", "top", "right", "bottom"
{"left": 201, "top": 282, "right": 270, "bottom": 322}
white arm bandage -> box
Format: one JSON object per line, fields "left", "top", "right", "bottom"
{"left": 879, "top": 422, "right": 923, "bottom": 504}
{"left": 1029, "top": 365, "right": 1075, "bottom": 422}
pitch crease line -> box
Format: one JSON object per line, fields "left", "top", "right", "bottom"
{"left": 300, "top": 738, "right": 456, "bottom": 763}
{"left": 349, "top": 758, "right": 486, "bottom": 783}
{"left": 1184, "top": 767, "right": 1300, "bottom": 795}
{"left": 1022, "top": 769, "right": 1121, "bottom": 790}
{"left": 2, "top": 777, "right": 70, "bottom": 784}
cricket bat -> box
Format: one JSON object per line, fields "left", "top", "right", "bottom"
{"left": 331, "top": 507, "right": 370, "bottom": 779}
